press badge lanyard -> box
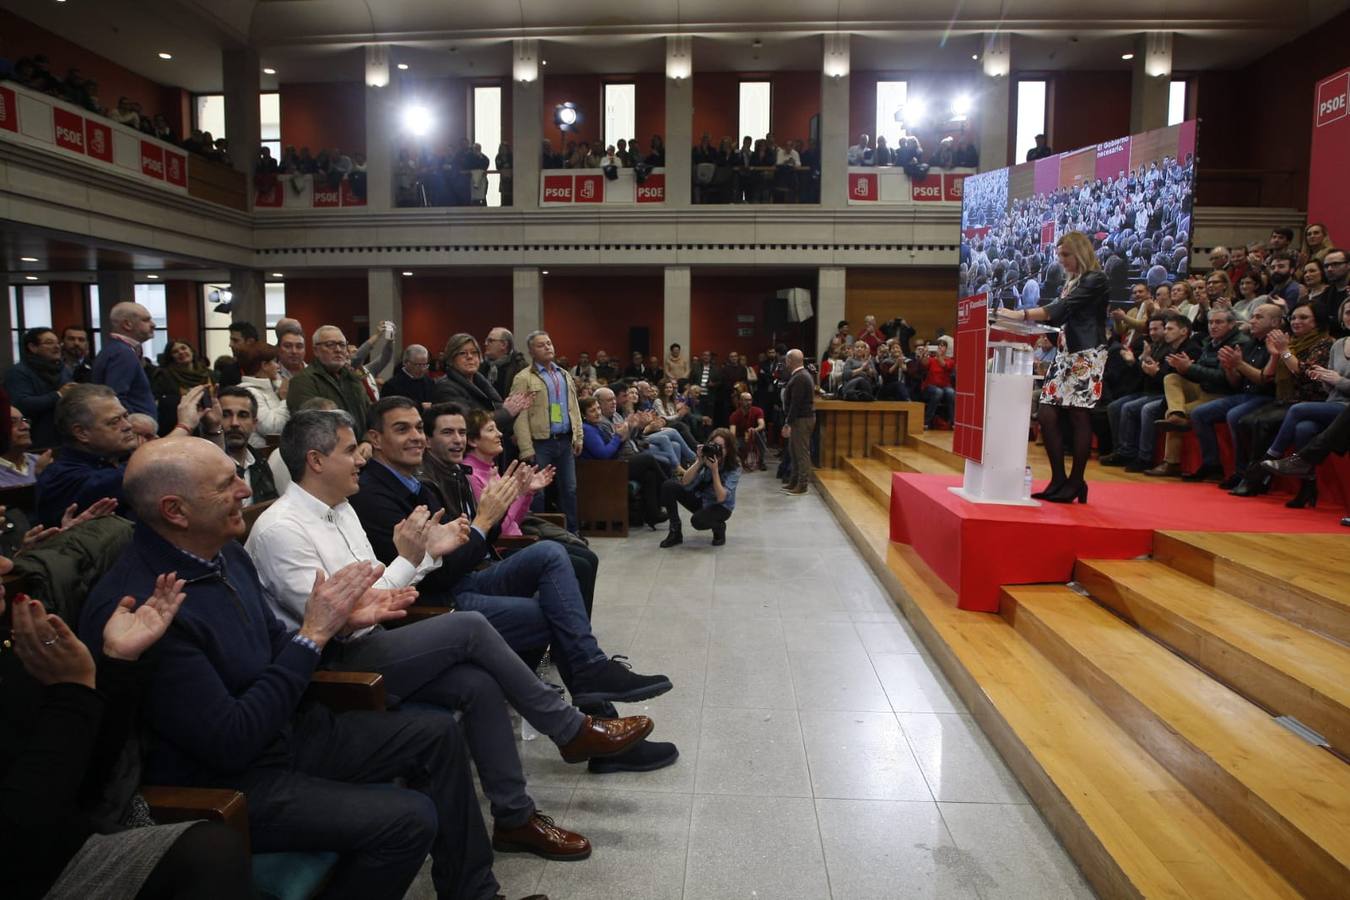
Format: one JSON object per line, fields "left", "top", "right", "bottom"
{"left": 542, "top": 365, "right": 566, "bottom": 431}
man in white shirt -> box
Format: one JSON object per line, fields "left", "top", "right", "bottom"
{"left": 775, "top": 141, "right": 801, "bottom": 168}
{"left": 246, "top": 408, "right": 655, "bottom": 859}
{"left": 848, "top": 133, "right": 872, "bottom": 166}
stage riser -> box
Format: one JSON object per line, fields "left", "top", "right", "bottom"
{"left": 815, "top": 471, "right": 1303, "bottom": 900}
{"left": 1074, "top": 559, "right": 1350, "bottom": 755}
{"left": 1004, "top": 586, "right": 1350, "bottom": 900}
{"left": 1152, "top": 533, "right": 1350, "bottom": 646}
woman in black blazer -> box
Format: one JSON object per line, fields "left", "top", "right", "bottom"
{"left": 997, "top": 231, "right": 1110, "bottom": 503}
{"left": 432, "top": 333, "right": 531, "bottom": 434}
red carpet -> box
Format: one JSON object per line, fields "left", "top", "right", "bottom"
{"left": 889, "top": 473, "right": 1349, "bottom": 613}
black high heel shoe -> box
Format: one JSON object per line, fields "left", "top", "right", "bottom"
{"left": 1030, "top": 479, "right": 1066, "bottom": 500}
{"left": 1043, "top": 480, "right": 1088, "bottom": 504}
{"left": 1285, "top": 480, "right": 1318, "bottom": 509}
{"left": 1229, "top": 464, "right": 1272, "bottom": 497}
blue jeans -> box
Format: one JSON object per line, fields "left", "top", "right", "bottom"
{"left": 451, "top": 541, "right": 606, "bottom": 693}
{"left": 1114, "top": 393, "right": 1159, "bottom": 459}
{"left": 1133, "top": 397, "right": 1167, "bottom": 460}
{"left": 922, "top": 385, "right": 955, "bottom": 426}
{"left": 1191, "top": 394, "right": 1266, "bottom": 467}
{"left": 643, "top": 432, "right": 686, "bottom": 469}
{"left": 1106, "top": 392, "right": 1148, "bottom": 445}
{"left": 529, "top": 434, "right": 578, "bottom": 533}
{"left": 1267, "top": 401, "right": 1347, "bottom": 456}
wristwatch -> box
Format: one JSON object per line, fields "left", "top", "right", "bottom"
{"left": 1281, "top": 351, "right": 1294, "bottom": 361}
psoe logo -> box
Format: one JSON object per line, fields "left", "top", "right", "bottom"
{"left": 1315, "top": 73, "right": 1349, "bottom": 128}
{"left": 913, "top": 184, "right": 941, "bottom": 199}
{"left": 637, "top": 185, "right": 663, "bottom": 199}
{"left": 141, "top": 153, "right": 163, "bottom": 175}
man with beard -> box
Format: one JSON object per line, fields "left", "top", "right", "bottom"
{"left": 217, "top": 386, "right": 278, "bottom": 505}
{"left": 1266, "top": 252, "right": 1301, "bottom": 308}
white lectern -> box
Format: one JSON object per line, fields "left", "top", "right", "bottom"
{"left": 949, "top": 321, "right": 1060, "bottom": 506}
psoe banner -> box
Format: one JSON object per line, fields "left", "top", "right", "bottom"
{"left": 1309, "top": 67, "right": 1350, "bottom": 256}
{"left": 952, "top": 293, "right": 989, "bottom": 464}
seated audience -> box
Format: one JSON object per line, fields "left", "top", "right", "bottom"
{"left": 462, "top": 410, "right": 551, "bottom": 535}
{"left": 659, "top": 428, "right": 740, "bottom": 548}
{"left": 919, "top": 344, "right": 956, "bottom": 428}
{"left": 79, "top": 437, "right": 500, "bottom": 900}
{"left": 236, "top": 343, "right": 289, "bottom": 446}
{"left": 247, "top": 404, "right": 652, "bottom": 860}
{"left": 150, "top": 339, "right": 214, "bottom": 436}
{"left": 380, "top": 344, "right": 436, "bottom": 408}
{"left": 217, "top": 386, "right": 279, "bottom": 506}
{"left": 571, "top": 352, "right": 597, "bottom": 382}
{"left": 4, "top": 327, "right": 73, "bottom": 450}
{"left": 128, "top": 412, "right": 159, "bottom": 446}
{"left": 0, "top": 407, "right": 42, "bottom": 487}
{"left": 729, "top": 392, "right": 768, "bottom": 471}
{"left": 840, "top": 341, "right": 880, "bottom": 401}
{"left": 1100, "top": 313, "right": 1195, "bottom": 470}
{"left": 2, "top": 558, "right": 254, "bottom": 900}
{"left": 91, "top": 302, "right": 157, "bottom": 418}
{"left": 580, "top": 393, "right": 669, "bottom": 529}
{"left": 345, "top": 401, "right": 671, "bottom": 707}
{"left": 285, "top": 325, "right": 371, "bottom": 425}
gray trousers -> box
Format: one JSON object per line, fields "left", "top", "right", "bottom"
{"left": 788, "top": 416, "right": 816, "bottom": 488}
{"left": 332, "top": 610, "right": 585, "bottom": 829}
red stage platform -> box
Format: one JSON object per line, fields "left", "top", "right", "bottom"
{"left": 889, "top": 473, "right": 1350, "bottom": 612}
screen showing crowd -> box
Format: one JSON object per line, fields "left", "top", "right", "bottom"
{"left": 959, "top": 121, "right": 1198, "bottom": 309}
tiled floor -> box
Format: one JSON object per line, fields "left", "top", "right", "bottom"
{"left": 471, "top": 471, "right": 1095, "bottom": 899}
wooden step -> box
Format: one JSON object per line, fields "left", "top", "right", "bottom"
{"left": 1004, "top": 584, "right": 1350, "bottom": 900}
{"left": 1075, "top": 558, "right": 1350, "bottom": 753}
{"left": 813, "top": 473, "right": 1301, "bottom": 899}
{"left": 841, "top": 456, "right": 892, "bottom": 508}
{"left": 1153, "top": 531, "right": 1350, "bottom": 646}
{"left": 871, "top": 444, "right": 962, "bottom": 476}
{"left": 905, "top": 430, "right": 963, "bottom": 465}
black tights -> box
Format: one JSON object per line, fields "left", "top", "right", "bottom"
{"left": 136, "top": 822, "right": 252, "bottom": 900}
{"left": 1039, "top": 405, "right": 1092, "bottom": 486}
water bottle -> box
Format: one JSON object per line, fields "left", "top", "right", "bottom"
{"left": 1024, "top": 466, "right": 1034, "bottom": 498}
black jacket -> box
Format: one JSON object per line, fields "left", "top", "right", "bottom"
{"left": 430, "top": 369, "right": 514, "bottom": 433}
{"left": 1039, "top": 270, "right": 1109, "bottom": 353}
{"left": 347, "top": 459, "right": 490, "bottom": 600}
{"left": 381, "top": 368, "right": 436, "bottom": 406}
{"left": 1183, "top": 330, "right": 1248, "bottom": 394}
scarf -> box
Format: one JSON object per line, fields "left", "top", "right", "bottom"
{"left": 23, "top": 352, "right": 64, "bottom": 390}
{"left": 1275, "top": 328, "right": 1330, "bottom": 402}
{"left": 159, "top": 363, "right": 213, "bottom": 394}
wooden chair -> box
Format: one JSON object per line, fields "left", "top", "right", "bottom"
{"left": 575, "top": 459, "right": 629, "bottom": 537}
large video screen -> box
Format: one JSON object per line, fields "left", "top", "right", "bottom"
{"left": 959, "top": 121, "right": 1197, "bottom": 309}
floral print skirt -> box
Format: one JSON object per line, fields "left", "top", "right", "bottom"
{"left": 1039, "top": 346, "right": 1107, "bottom": 409}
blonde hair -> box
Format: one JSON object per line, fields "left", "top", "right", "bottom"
{"left": 1057, "top": 231, "right": 1100, "bottom": 276}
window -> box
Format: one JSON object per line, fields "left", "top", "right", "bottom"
{"left": 202, "top": 282, "right": 286, "bottom": 362}
{"left": 1015, "top": 80, "right": 1048, "bottom": 163}
{"left": 875, "top": 80, "right": 908, "bottom": 148}
{"left": 738, "top": 81, "right": 771, "bottom": 144}
{"left": 603, "top": 83, "right": 635, "bottom": 152}
{"left": 88, "top": 284, "right": 167, "bottom": 359}
{"left": 472, "top": 85, "right": 503, "bottom": 208}
{"left": 9, "top": 285, "right": 52, "bottom": 360}
{"left": 1167, "top": 80, "right": 1188, "bottom": 127}
{"left": 193, "top": 92, "right": 281, "bottom": 157}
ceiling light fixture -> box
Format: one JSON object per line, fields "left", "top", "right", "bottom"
{"left": 971, "top": 53, "right": 978, "bottom": 60}
{"left": 24, "top": 275, "right": 38, "bottom": 281}
{"left": 541, "top": 270, "right": 549, "bottom": 275}
{"left": 157, "top": 52, "right": 173, "bottom": 60}
{"left": 541, "top": 59, "right": 548, "bottom": 66}
{"left": 402, "top": 271, "right": 414, "bottom": 276}
{"left": 1121, "top": 52, "right": 1135, "bottom": 60}
{"left": 263, "top": 67, "right": 277, "bottom": 75}
{"left": 20, "top": 256, "right": 38, "bottom": 262}
{"left": 271, "top": 272, "right": 284, "bottom": 278}
{"left": 397, "top": 63, "right": 409, "bottom": 70}
{"left": 146, "top": 274, "right": 159, "bottom": 279}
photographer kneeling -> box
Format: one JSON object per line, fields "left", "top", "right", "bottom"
{"left": 659, "top": 428, "right": 741, "bottom": 548}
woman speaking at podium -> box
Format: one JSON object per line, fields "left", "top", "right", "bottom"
{"left": 997, "top": 231, "right": 1109, "bottom": 504}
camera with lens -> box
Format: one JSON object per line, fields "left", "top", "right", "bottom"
{"left": 700, "top": 442, "right": 723, "bottom": 462}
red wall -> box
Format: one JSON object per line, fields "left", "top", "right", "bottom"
{"left": 0, "top": 9, "right": 187, "bottom": 139}
{"left": 694, "top": 72, "right": 820, "bottom": 145}
{"left": 164, "top": 281, "right": 200, "bottom": 346}
{"left": 540, "top": 73, "right": 665, "bottom": 151}
{"left": 282, "top": 276, "right": 368, "bottom": 344}
{"left": 1044, "top": 71, "right": 1132, "bottom": 157}
{"left": 46, "top": 282, "right": 86, "bottom": 333}
{"left": 542, "top": 274, "right": 664, "bottom": 359}
{"left": 690, "top": 271, "right": 816, "bottom": 359}
{"left": 279, "top": 82, "right": 366, "bottom": 153}
{"left": 401, "top": 273, "right": 512, "bottom": 356}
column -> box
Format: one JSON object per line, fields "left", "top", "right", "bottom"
{"left": 978, "top": 33, "right": 1011, "bottom": 172}
{"left": 1130, "top": 32, "right": 1173, "bottom": 134}
{"left": 0, "top": 264, "right": 11, "bottom": 368}
{"left": 663, "top": 266, "right": 691, "bottom": 358}
{"left": 665, "top": 36, "right": 693, "bottom": 209}
{"left": 96, "top": 271, "right": 135, "bottom": 327}
{"left": 511, "top": 40, "right": 542, "bottom": 211}
{"left": 222, "top": 48, "right": 261, "bottom": 185}
{"left": 819, "top": 33, "right": 851, "bottom": 209}
{"left": 229, "top": 269, "right": 266, "bottom": 333}
{"left": 513, "top": 267, "right": 543, "bottom": 338}
{"left": 367, "top": 268, "right": 402, "bottom": 377}
{"left": 364, "top": 78, "right": 399, "bottom": 211}
{"left": 816, "top": 266, "right": 846, "bottom": 363}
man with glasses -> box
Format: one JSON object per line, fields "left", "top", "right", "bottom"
{"left": 482, "top": 327, "right": 528, "bottom": 401}
{"left": 4, "top": 327, "right": 75, "bottom": 450}
{"left": 286, "top": 325, "right": 371, "bottom": 424}
{"left": 1319, "top": 250, "right": 1348, "bottom": 338}
{"left": 380, "top": 344, "right": 435, "bottom": 408}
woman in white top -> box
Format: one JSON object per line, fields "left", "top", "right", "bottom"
{"left": 237, "top": 343, "right": 289, "bottom": 448}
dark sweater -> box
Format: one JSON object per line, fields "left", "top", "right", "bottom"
{"left": 35, "top": 446, "right": 129, "bottom": 527}
{"left": 784, "top": 367, "right": 815, "bottom": 421}
{"left": 79, "top": 524, "right": 320, "bottom": 786}
{"left": 91, "top": 338, "right": 156, "bottom": 417}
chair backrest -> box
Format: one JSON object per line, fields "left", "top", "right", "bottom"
{"left": 575, "top": 458, "right": 629, "bottom": 537}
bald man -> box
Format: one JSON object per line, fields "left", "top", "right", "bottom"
{"left": 781, "top": 348, "right": 815, "bottom": 495}
{"left": 78, "top": 438, "right": 501, "bottom": 900}
{"left": 91, "top": 301, "right": 156, "bottom": 416}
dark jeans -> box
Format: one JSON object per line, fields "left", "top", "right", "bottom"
{"left": 332, "top": 611, "right": 585, "bottom": 829}
{"left": 1235, "top": 402, "right": 1291, "bottom": 471}
{"left": 626, "top": 452, "right": 669, "bottom": 525}
{"left": 1301, "top": 401, "right": 1350, "bottom": 463}
{"left": 1189, "top": 393, "right": 1266, "bottom": 468}
{"left": 451, "top": 541, "right": 606, "bottom": 694}
{"left": 922, "top": 385, "right": 955, "bottom": 426}
{"left": 530, "top": 436, "right": 579, "bottom": 533}
{"left": 660, "top": 478, "right": 732, "bottom": 536}
{"left": 226, "top": 702, "right": 497, "bottom": 900}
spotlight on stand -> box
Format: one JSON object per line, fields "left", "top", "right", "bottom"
{"left": 901, "top": 98, "right": 927, "bottom": 129}
{"left": 209, "top": 288, "right": 234, "bottom": 315}
{"left": 401, "top": 104, "right": 434, "bottom": 137}
{"left": 553, "top": 102, "right": 581, "bottom": 134}
{"left": 950, "top": 94, "right": 972, "bottom": 122}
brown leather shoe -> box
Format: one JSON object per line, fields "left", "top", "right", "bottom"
{"left": 1144, "top": 462, "right": 1182, "bottom": 477}
{"left": 558, "top": 714, "right": 654, "bottom": 764}
{"left": 493, "top": 813, "right": 591, "bottom": 861}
